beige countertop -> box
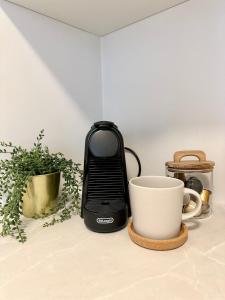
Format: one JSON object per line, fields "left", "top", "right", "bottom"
{"left": 0, "top": 202, "right": 225, "bottom": 300}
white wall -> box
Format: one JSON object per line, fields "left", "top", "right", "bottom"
{"left": 101, "top": 0, "right": 225, "bottom": 200}
{"left": 0, "top": 0, "right": 102, "bottom": 163}
{"left": 1, "top": 0, "right": 224, "bottom": 200}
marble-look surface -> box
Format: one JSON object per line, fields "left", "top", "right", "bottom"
{"left": 0, "top": 202, "right": 225, "bottom": 300}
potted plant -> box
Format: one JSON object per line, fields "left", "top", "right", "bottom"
{"left": 0, "top": 130, "right": 82, "bottom": 242}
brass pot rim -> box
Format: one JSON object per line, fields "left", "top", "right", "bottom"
{"left": 29, "top": 171, "right": 60, "bottom": 178}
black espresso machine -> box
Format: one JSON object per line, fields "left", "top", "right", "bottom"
{"left": 81, "top": 121, "right": 141, "bottom": 233}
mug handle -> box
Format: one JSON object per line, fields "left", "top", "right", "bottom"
{"left": 182, "top": 188, "right": 202, "bottom": 221}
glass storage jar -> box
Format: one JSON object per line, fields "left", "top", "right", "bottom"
{"left": 165, "top": 150, "right": 215, "bottom": 219}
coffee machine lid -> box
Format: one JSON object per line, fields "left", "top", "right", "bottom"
{"left": 93, "top": 121, "right": 117, "bottom": 128}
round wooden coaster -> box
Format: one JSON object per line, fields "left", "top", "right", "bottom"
{"left": 128, "top": 221, "right": 188, "bottom": 251}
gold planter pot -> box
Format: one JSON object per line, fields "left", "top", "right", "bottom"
{"left": 22, "top": 172, "right": 60, "bottom": 218}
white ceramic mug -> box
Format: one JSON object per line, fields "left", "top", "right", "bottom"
{"left": 129, "top": 176, "right": 202, "bottom": 240}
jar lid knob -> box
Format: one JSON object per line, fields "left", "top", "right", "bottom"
{"left": 174, "top": 150, "right": 206, "bottom": 163}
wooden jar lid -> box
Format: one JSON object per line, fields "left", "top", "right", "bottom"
{"left": 165, "top": 150, "right": 215, "bottom": 170}
{"left": 128, "top": 221, "right": 188, "bottom": 251}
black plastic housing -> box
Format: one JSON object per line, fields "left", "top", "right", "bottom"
{"left": 81, "top": 121, "right": 130, "bottom": 233}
